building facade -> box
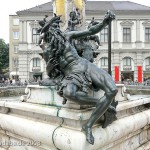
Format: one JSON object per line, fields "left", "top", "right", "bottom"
{"left": 9, "top": 15, "right": 20, "bottom": 79}
{"left": 9, "top": 1, "right": 150, "bottom": 82}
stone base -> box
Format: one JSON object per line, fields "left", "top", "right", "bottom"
{"left": 0, "top": 87, "right": 25, "bottom": 97}
{"left": 0, "top": 84, "right": 149, "bottom": 150}
{"left": 0, "top": 94, "right": 150, "bottom": 150}
{"left": 21, "top": 84, "right": 126, "bottom": 109}
{"left": 22, "top": 85, "right": 97, "bottom": 109}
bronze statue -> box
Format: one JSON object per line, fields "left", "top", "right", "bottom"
{"left": 65, "top": 8, "right": 81, "bottom": 32}
{"left": 73, "top": 34, "right": 101, "bottom": 62}
{"left": 38, "top": 11, "right": 118, "bottom": 145}
{"left": 66, "top": 10, "right": 101, "bottom": 62}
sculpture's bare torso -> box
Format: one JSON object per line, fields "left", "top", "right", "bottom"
{"left": 39, "top": 11, "right": 118, "bottom": 145}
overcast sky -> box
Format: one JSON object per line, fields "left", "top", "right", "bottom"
{"left": 1, "top": 0, "right": 150, "bottom": 43}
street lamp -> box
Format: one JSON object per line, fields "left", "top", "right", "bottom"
{"left": 108, "top": 17, "right": 112, "bottom": 76}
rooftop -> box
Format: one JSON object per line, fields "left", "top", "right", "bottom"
{"left": 16, "top": 1, "right": 150, "bottom": 15}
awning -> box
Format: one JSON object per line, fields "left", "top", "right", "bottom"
{"left": 10, "top": 71, "right": 19, "bottom": 76}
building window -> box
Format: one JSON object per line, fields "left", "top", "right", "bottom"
{"left": 33, "top": 58, "right": 40, "bottom": 67}
{"left": 123, "top": 57, "right": 131, "bottom": 66}
{"left": 13, "top": 32, "right": 19, "bottom": 39}
{"left": 100, "top": 27, "right": 108, "bottom": 43}
{"left": 13, "top": 18, "right": 19, "bottom": 25}
{"left": 145, "top": 28, "right": 150, "bottom": 42}
{"left": 101, "top": 57, "right": 108, "bottom": 66}
{"left": 145, "top": 57, "right": 150, "bottom": 66}
{"left": 13, "top": 58, "right": 19, "bottom": 68}
{"left": 14, "top": 45, "right": 19, "bottom": 53}
{"left": 32, "top": 28, "right": 39, "bottom": 44}
{"left": 123, "top": 28, "right": 131, "bottom": 42}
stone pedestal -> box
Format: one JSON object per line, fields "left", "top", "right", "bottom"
{"left": 21, "top": 85, "right": 98, "bottom": 109}
{"left": 0, "top": 84, "right": 150, "bottom": 150}
{"left": 21, "top": 84, "right": 127, "bottom": 105}
{"left": 115, "top": 84, "right": 127, "bottom": 102}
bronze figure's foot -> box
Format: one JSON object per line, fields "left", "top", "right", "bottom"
{"left": 102, "top": 101, "right": 118, "bottom": 128}
{"left": 82, "top": 125, "right": 94, "bottom": 145}
{"left": 102, "top": 109, "right": 117, "bottom": 128}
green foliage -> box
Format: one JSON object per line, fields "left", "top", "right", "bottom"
{"left": 0, "top": 39, "right": 9, "bottom": 74}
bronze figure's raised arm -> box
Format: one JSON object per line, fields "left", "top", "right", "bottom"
{"left": 67, "top": 10, "right": 115, "bottom": 39}
{"left": 38, "top": 10, "right": 118, "bottom": 145}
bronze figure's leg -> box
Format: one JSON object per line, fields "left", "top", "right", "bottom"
{"left": 63, "top": 83, "right": 98, "bottom": 105}
{"left": 81, "top": 70, "right": 118, "bottom": 144}
{"left": 82, "top": 89, "right": 117, "bottom": 144}
{"left": 63, "top": 77, "right": 118, "bottom": 144}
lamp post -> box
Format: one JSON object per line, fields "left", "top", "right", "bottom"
{"left": 108, "top": 18, "right": 112, "bottom": 76}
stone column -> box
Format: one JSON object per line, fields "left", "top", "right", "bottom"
{"left": 18, "top": 52, "right": 28, "bottom": 82}
{"left": 23, "top": 21, "right": 27, "bottom": 43}
{"left": 114, "top": 20, "right": 118, "bottom": 41}
{"left": 113, "top": 19, "right": 119, "bottom": 49}
{"left": 19, "top": 21, "right": 23, "bottom": 42}
{"left": 136, "top": 19, "right": 142, "bottom": 49}
{"left": 136, "top": 20, "right": 140, "bottom": 41}
{"left": 22, "top": 21, "right": 27, "bottom": 43}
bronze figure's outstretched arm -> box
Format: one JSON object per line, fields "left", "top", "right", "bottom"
{"left": 68, "top": 10, "right": 115, "bottom": 39}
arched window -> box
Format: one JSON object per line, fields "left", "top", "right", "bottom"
{"left": 122, "top": 57, "right": 133, "bottom": 71}
{"left": 123, "top": 57, "right": 131, "bottom": 66}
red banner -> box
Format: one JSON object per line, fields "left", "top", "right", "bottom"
{"left": 115, "top": 66, "right": 119, "bottom": 82}
{"left": 138, "top": 66, "right": 142, "bottom": 83}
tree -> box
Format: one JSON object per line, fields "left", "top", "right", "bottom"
{"left": 0, "top": 39, "right": 9, "bottom": 74}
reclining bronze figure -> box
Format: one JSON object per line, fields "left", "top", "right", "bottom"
{"left": 38, "top": 10, "right": 118, "bottom": 145}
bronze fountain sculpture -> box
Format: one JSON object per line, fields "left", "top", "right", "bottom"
{"left": 38, "top": 10, "right": 118, "bottom": 145}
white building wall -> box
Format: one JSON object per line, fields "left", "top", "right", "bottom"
{"left": 27, "top": 21, "right": 32, "bottom": 43}
{"left": 117, "top": 21, "right": 122, "bottom": 47}
{"left": 15, "top": 5, "right": 150, "bottom": 83}
{"left": 132, "top": 21, "right": 136, "bottom": 43}
{"left": 140, "top": 21, "right": 145, "bottom": 42}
